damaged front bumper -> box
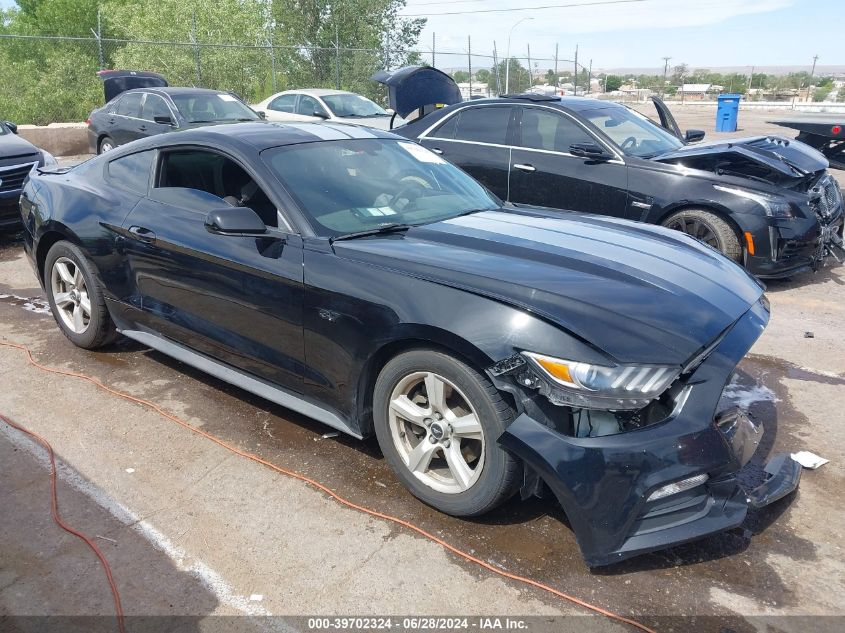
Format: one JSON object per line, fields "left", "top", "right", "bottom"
{"left": 496, "top": 299, "right": 801, "bottom": 567}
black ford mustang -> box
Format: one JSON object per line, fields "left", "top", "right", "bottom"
{"left": 19, "top": 122, "right": 800, "bottom": 566}
{"left": 385, "top": 67, "right": 843, "bottom": 278}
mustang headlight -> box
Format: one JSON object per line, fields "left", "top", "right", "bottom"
{"left": 713, "top": 184, "right": 793, "bottom": 219}
{"left": 520, "top": 352, "right": 680, "bottom": 410}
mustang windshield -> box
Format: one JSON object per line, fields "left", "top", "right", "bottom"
{"left": 581, "top": 106, "right": 683, "bottom": 158}
{"left": 263, "top": 139, "right": 499, "bottom": 237}
{"left": 321, "top": 94, "right": 388, "bottom": 118}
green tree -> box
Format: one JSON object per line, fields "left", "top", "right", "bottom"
{"left": 452, "top": 70, "right": 470, "bottom": 83}
{"left": 475, "top": 68, "right": 490, "bottom": 84}
{"left": 603, "top": 74, "right": 622, "bottom": 92}
{"left": 268, "top": 0, "right": 425, "bottom": 98}
{"left": 489, "top": 58, "right": 530, "bottom": 94}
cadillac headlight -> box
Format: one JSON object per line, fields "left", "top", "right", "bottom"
{"left": 520, "top": 351, "right": 680, "bottom": 410}
{"left": 713, "top": 184, "right": 793, "bottom": 219}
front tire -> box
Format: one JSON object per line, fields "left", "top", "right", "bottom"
{"left": 44, "top": 241, "right": 116, "bottom": 349}
{"left": 373, "top": 349, "right": 520, "bottom": 517}
{"left": 661, "top": 208, "right": 742, "bottom": 262}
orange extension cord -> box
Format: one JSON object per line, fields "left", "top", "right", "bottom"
{"left": 0, "top": 338, "right": 657, "bottom": 633}
{"left": 1, "top": 410, "right": 127, "bottom": 633}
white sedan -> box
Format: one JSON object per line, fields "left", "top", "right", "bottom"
{"left": 251, "top": 89, "right": 402, "bottom": 130}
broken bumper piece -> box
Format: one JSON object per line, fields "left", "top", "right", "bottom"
{"left": 498, "top": 299, "right": 800, "bottom": 567}
{"left": 746, "top": 452, "right": 802, "bottom": 509}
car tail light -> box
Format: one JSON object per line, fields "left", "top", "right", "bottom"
{"left": 85, "top": 119, "right": 92, "bottom": 127}
{"left": 833, "top": 125, "right": 842, "bottom": 135}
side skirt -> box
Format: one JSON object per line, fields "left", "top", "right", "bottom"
{"left": 118, "top": 328, "right": 363, "bottom": 439}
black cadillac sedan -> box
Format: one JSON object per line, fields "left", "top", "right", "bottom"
{"left": 20, "top": 122, "right": 800, "bottom": 566}
{"left": 86, "top": 86, "right": 261, "bottom": 154}
{"left": 396, "top": 94, "right": 844, "bottom": 279}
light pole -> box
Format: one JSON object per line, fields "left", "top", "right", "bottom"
{"left": 505, "top": 17, "right": 533, "bottom": 94}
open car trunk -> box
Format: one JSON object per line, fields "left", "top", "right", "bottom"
{"left": 97, "top": 70, "right": 168, "bottom": 103}
{"left": 371, "top": 66, "right": 462, "bottom": 123}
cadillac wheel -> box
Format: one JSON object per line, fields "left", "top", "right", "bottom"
{"left": 373, "top": 350, "right": 520, "bottom": 516}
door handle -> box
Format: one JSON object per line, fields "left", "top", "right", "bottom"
{"left": 128, "top": 225, "right": 156, "bottom": 243}
{"left": 108, "top": 118, "right": 116, "bottom": 124}
{"left": 513, "top": 163, "right": 536, "bottom": 172}
{"left": 138, "top": 125, "right": 147, "bottom": 132}
{"left": 430, "top": 147, "right": 444, "bottom": 155}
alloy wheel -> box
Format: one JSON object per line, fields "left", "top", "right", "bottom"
{"left": 50, "top": 257, "right": 91, "bottom": 334}
{"left": 388, "top": 371, "right": 485, "bottom": 494}
{"left": 665, "top": 217, "right": 719, "bottom": 248}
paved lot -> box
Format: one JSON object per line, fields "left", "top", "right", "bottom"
{"left": 2, "top": 113, "right": 845, "bottom": 632}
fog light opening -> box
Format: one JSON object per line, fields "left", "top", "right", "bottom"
{"left": 647, "top": 473, "right": 709, "bottom": 502}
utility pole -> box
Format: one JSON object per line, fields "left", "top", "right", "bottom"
{"left": 810, "top": 54, "right": 819, "bottom": 79}
{"left": 527, "top": 44, "right": 533, "bottom": 90}
{"left": 588, "top": 59, "right": 592, "bottom": 93}
{"left": 493, "top": 41, "right": 501, "bottom": 95}
{"left": 553, "top": 43, "right": 559, "bottom": 88}
{"left": 661, "top": 56, "right": 671, "bottom": 98}
{"left": 432, "top": 32, "right": 435, "bottom": 67}
{"left": 748, "top": 66, "right": 754, "bottom": 93}
{"left": 573, "top": 44, "right": 578, "bottom": 94}
{"left": 467, "top": 36, "right": 472, "bottom": 99}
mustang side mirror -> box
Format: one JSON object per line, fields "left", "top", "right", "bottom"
{"left": 257, "top": 110, "right": 267, "bottom": 120}
{"left": 570, "top": 142, "right": 611, "bottom": 161}
{"left": 205, "top": 207, "right": 267, "bottom": 235}
{"left": 685, "top": 129, "right": 705, "bottom": 143}
{"left": 154, "top": 115, "right": 175, "bottom": 126}
{"left": 4, "top": 120, "right": 18, "bottom": 134}
{"left": 312, "top": 109, "right": 330, "bottom": 119}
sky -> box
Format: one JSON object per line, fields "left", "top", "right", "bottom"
{"left": 1, "top": 0, "right": 840, "bottom": 72}
{"left": 400, "top": 0, "right": 842, "bottom": 72}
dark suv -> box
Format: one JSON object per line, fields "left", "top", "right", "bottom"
{"left": 396, "top": 93, "right": 844, "bottom": 278}
{"left": 0, "top": 119, "right": 56, "bottom": 231}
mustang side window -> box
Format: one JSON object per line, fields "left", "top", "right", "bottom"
{"left": 452, "top": 106, "right": 512, "bottom": 145}
{"left": 107, "top": 151, "right": 155, "bottom": 194}
{"left": 155, "top": 150, "right": 278, "bottom": 227}
{"left": 518, "top": 108, "right": 594, "bottom": 154}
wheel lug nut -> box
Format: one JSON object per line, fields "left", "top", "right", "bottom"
{"left": 434, "top": 412, "right": 442, "bottom": 420}
{"left": 423, "top": 417, "right": 432, "bottom": 426}
{"left": 443, "top": 440, "right": 451, "bottom": 448}
{"left": 429, "top": 435, "right": 437, "bottom": 443}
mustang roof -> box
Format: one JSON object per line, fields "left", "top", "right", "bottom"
{"left": 135, "top": 121, "right": 399, "bottom": 152}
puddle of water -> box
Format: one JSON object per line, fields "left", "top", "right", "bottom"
{"left": 0, "top": 293, "right": 51, "bottom": 315}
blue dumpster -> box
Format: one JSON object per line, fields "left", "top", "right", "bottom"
{"left": 716, "top": 93, "right": 741, "bottom": 132}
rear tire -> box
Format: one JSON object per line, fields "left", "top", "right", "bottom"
{"left": 373, "top": 349, "right": 520, "bottom": 517}
{"left": 661, "top": 208, "right": 742, "bottom": 262}
{"left": 44, "top": 241, "right": 116, "bottom": 349}
{"left": 98, "top": 136, "right": 115, "bottom": 154}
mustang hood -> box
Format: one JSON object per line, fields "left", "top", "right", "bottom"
{"left": 335, "top": 210, "right": 765, "bottom": 366}
{"left": 656, "top": 135, "right": 828, "bottom": 184}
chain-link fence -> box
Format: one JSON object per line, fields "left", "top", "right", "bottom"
{"left": 0, "top": 33, "right": 399, "bottom": 125}
{"left": 0, "top": 29, "right": 594, "bottom": 125}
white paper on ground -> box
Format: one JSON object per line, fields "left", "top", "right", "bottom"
{"left": 790, "top": 451, "right": 828, "bottom": 469}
